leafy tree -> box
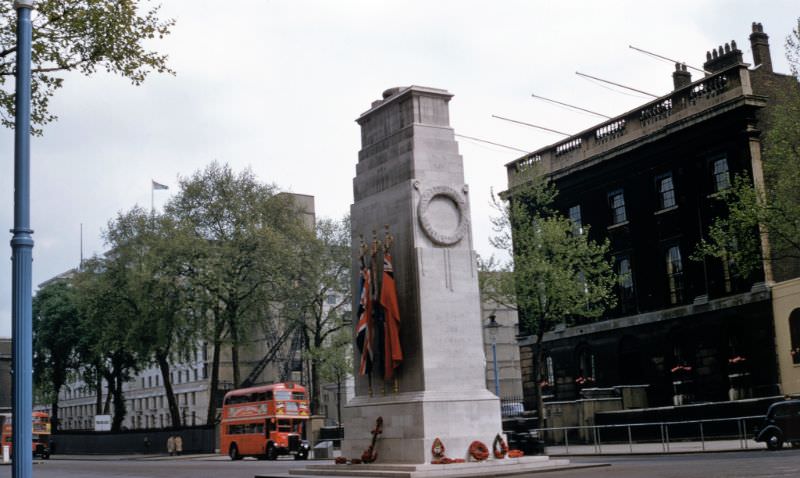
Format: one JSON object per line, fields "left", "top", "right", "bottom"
{"left": 73, "top": 254, "right": 143, "bottom": 431}
{"left": 103, "top": 206, "right": 200, "bottom": 427}
{"left": 165, "top": 162, "right": 311, "bottom": 424}
{"left": 33, "top": 279, "right": 81, "bottom": 432}
{"left": 483, "top": 173, "right": 616, "bottom": 424}
{"left": 309, "top": 328, "right": 351, "bottom": 426}
{"left": 695, "top": 21, "right": 800, "bottom": 278}
{"left": 287, "top": 216, "right": 351, "bottom": 415}
{"left": 0, "top": 0, "right": 174, "bottom": 134}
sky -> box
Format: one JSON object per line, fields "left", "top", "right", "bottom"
{"left": 1, "top": 0, "right": 798, "bottom": 336}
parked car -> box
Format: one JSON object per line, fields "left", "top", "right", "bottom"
{"left": 755, "top": 399, "right": 800, "bottom": 450}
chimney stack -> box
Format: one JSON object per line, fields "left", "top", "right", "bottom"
{"left": 703, "top": 40, "right": 743, "bottom": 74}
{"left": 749, "top": 22, "right": 772, "bottom": 72}
{"left": 672, "top": 63, "right": 692, "bottom": 90}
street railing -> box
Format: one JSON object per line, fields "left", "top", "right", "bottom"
{"left": 534, "top": 415, "right": 765, "bottom": 455}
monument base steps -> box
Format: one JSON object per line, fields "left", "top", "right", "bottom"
{"left": 341, "top": 390, "right": 505, "bottom": 464}
{"left": 253, "top": 456, "right": 607, "bottom": 478}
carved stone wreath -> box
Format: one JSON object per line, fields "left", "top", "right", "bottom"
{"left": 417, "top": 185, "right": 468, "bottom": 246}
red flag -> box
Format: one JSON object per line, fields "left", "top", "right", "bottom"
{"left": 356, "top": 260, "right": 373, "bottom": 375}
{"left": 380, "top": 253, "right": 403, "bottom": 380}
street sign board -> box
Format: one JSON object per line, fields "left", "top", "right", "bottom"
{"left": 94, "top": 415, "right": 111, "bottom": 432}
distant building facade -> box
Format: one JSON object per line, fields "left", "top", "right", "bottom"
{"left": 480, "top": 299, "right": 523, "bottom": 400}
{"left": 505, "top": 23, "right": 800, "bottom": 410}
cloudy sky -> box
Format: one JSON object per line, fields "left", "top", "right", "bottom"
{"left": 1, "top": 0, "right": 797, "bottom": 336}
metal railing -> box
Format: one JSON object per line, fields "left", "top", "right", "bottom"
{"left": 534, "top": 415, "right": 765, "bottom": 455}
{"left": 500, "top": 396, "right": 525, "bottom": 417}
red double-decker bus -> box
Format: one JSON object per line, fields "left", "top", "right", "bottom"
{"left": 220, "top": 382, "right": 310, "bottom": 460}
{"left": 1, "top": 412, "right": 51, "bottom": 459}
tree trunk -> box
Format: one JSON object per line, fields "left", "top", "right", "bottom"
{"left": 50, "top": 394, "right": 60, "bottom": 433}
{"left": 227, "top": 307, "right": 242, "bottom": 388}
{"left": 156, "top": 351, "right": 182, "bottom": 428}
{"left": 336, "top": 375, "right": 342, "bottom": 427}
{"left": 310, "top": 357, "right": 321, "bottom": 415}
{"left": 95, "top": 367, "right": 103, "bottom": 415}
{"left": 103, "top": 374, "right": 113, "bottom": 415}
{"left": 534, "top": 332, "right": 545, "bottom": 428}
{"left": 50, "top": 371, "right": 64, "bottom": 433}
{"left": 111, "top": 372, "right": 126, "bottom": 432}
{"left": 206, "top": 333, "right": 223, "bottom": 425}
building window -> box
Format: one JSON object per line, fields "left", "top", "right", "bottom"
{"left": 576, "top": 347, "right": 596, "bottom": 386}
{"left": 568, "top": 205, "right": 583, "bottom": 234}
{"left": 712, "top": 157, "right": 731, "bottom": 192}
{"left": 790, "top": 309, "right": 800, "bottom": 365}
{"left": 608, "top": 190, "right": 627, "bottom": 224}
{"left": 657, "top": 174, "right": 676, "bottom": 209}
{"left": 666, "top": 245, "right": 684, "bottom": 305}
{"left": 616, "top": 255, "right": 635, "bottom": 312}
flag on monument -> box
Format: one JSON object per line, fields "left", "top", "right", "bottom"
{"left": 152, "top": 180, "right": 169, "bottom": 190}
{"left": 356, "top": 260, "right": 373, "bottom": 375}
{"left": 381, "top": 252, "right": 403, "bottom": 380}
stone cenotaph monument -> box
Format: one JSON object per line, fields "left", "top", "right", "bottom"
{"left": 266, "top": 87, "right": 572, "bottom": 478}
{"left": 343, "top": 85, "right": 502, "bottom": 464}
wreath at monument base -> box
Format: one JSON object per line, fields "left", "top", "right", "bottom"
{"left": 430, "top": 437, "right": 465, "bottom": 464}
{"left": 508, "top": 449, "right": 525, "bottom": 458}
{"left": 468, "top": 440, "right": 489, "bottom": 461}
{"left": 492, "top": 433, "right": 508, "bottom": 459}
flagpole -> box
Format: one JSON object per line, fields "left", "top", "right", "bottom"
{"left": 151, "top": 180, "right": 154, "bottom": 214}
{"left": 361, "top": 240, "right": 373, "bottom": 398}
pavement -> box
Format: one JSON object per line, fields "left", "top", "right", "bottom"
{"left": 0, "top": 438, "right": 773, "bottom": 465}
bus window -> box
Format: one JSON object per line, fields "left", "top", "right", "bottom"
{"left": 274, "top": 390, "right": 291, "bottom": 401}
{"left": 276, "top": 419, "right": 301, "bottom": 433}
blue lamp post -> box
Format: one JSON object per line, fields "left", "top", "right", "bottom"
{"left": 11, "top": 1, "right": 34, "bottom": 477}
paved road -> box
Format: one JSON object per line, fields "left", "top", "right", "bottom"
{"left": 1, "top": 449, "right": 799, "bottom": 477}
{"left": 561, "top": 450, "right": 800, "bottom": 478}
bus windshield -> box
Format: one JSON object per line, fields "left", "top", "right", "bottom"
{"left": 274, "top": 419, "right": 302, "bottom": 433}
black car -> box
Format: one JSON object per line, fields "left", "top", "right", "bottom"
{"left": 755, "top": 400, "right": 800, "bottom": 450}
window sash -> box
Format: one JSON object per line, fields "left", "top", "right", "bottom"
{"left": 713, "top": 158, "right": 731, "bottom": 191}
{"left": 659, "top": 176, "right": 676, "bottom": 209}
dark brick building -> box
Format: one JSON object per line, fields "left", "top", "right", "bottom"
{"left": 505, "top": 23, "right": 800, "bottom": 409}
{"left": 1, "top": 338, "right": 10, "bottom": 415}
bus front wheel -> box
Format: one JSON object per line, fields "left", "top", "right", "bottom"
{"left": 266, "top": 443, "right": 278, "bottom": 461}
{"left": 229, "top": 444, "right": 242, "bottom": 460}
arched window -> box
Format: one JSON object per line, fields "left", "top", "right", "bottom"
{"left": 790, "top": 309, "right": 800, "bottom": 365}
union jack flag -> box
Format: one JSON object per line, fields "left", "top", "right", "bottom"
{"left": 356, "top": 258, "right": 373, "bottom": 375}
